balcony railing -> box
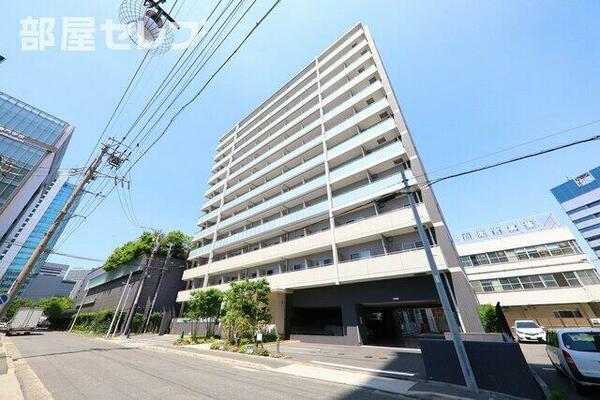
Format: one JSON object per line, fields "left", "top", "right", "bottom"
{"left": 221, "top": 153, "right": 325, "bottom": 213}
{"left": 327, "top": 117, "right": 396, "bottom": 160}
{"left": 329, "top": 140, "right": 405, "bottom": 183}
{"left": 225, "top": 135, "right": 322, "bottom": 197}
{"left": 332, "top": 169, "right": 415, "bottom": 210}
{"left": 325, "top": 98, "right": 390, "bottom": 141}
{"left": 322, "top": 81, "right": 383, "bottom": 124}
{"left": 228, "top": 118, "right": 321, "bottom": 182}
{"left": 219, "top": 175, "right": 327, "bottom": 231}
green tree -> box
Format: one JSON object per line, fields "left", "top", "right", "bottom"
{"left": 37, "top": 296, "right": 74, "bottom": 328}
{"left": 103, "top": 230, "right": 192, "bottom": 271}
{"left": 222, "top": 279, "right": 271, "bottom": 344}
{"left": 479, "top": 304, "right": 503, "bottom": 333}
{"left": 186, "top": 289, "right": 223, "bottom": 338}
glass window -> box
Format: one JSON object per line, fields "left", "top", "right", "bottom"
{"left": 515, "top": 248, "right": 529, "bottom": 260}
{"left": 553, "top": 310, "right": 583, "bottom": 318}
{"left": 525, "top": 247, "right": 540, "bottom": 258}
{"left": 536, "top": 245, "right": 550, "bottom": 258}
{"left": 563, "top": 271, "right": 582, "bottom": 287}
{"left": 562, "top": 332, "right": 600, "bottom": 353}
{"left": 558, "top": 241, "right": 575, "bottom": 255}
{"left": 540, "top": 274, "right": 558, "bottom": 288}
{"left": 546, "top": 243, "right": 562, "bottom": 256}
{"left": 576, "top": 269, "right": 600, "bottom": 285}
{"left": 505, "top": 250, "right": 519, "bottom": 262}
{"left": 474, "top": 254, "right": 490, "bottom": 265}
{"left": 460, "top": 256, "right": 473, "bottom": 267}
{"left": 481, "top": 280, "right": 495, "bottom": 292}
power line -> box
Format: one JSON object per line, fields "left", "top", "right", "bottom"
{"left": 126, "top": 0, "right": 282, "bottom": 174}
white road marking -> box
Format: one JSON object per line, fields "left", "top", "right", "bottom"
{"left": 310, "top": 361, "right": 416, "bottom": 377}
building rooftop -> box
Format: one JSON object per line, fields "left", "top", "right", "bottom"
{"left": 453, "top": 213, "right": 561, "bottom": 245}
{"left": 551, "top": 165, "right": 600, "bottom": 204}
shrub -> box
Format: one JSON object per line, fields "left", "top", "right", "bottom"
{"left": 253, "top": 347, "right": 269, "bottom": 357}
{"left": 210, "top": 339, "right": 226, "bottom": 350}
{"left": 479, "top": 304, "right": 503, "bottom": 333}
{"left": 261, "top": 332, "right": 279, "bottom": 343}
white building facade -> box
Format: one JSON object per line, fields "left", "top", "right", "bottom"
{"left": 179, "top": 23, "right": 482, "bottom": 346}
{"left": 456, "top": 214, "right": 600, "bottom": 329}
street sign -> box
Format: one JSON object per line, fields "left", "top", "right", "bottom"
{"left": 0, "top": 294, "right": 9, "bottom": 305}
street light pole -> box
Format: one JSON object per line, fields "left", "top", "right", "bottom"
{"left": 122, "top": 232, "right": 161, "bottom": 338}
{"left": 400, "top": 169, "right": 478, "bottom": 392}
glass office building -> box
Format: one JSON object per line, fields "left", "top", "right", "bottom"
{"left": 551, "top": 166, "right": 600, "bottom": 258}
{"left": 0, "top": 174, "right": 76, "bottom": 293}
{"left": 0, "top": 91, "right": 73, "bottom": 241}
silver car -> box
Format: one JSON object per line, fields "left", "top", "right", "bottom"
{"left": 546, "top": 328, "right": 600, "bottom": 394}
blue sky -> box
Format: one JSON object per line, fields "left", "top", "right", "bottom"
{"left": 1, "top": 1, "right": 599, "bottom": 268}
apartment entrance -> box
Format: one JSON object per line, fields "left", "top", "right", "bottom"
{"left": 359, "top": 304, "right": 448, "bottom": 347}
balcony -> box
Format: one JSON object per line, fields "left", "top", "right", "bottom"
{"left": 322, "top": 81, "right": 384, "bottom": 125}
{"left": 233, "top": 92, "right": 320, "bottom": 163}
{"left": 190, "top": 201, "right": 330, "bottom": 259}
{"left": 332, "top": 169, "right": 415, "bottom": 211}
{"left": 325, "top": 98, "right": 390, "bottom": 142}
{"left": 201, "top": 194, "right": 220, "bottom": 211}
{"left": 235, "top": 66, "right": 317, "bottom": 141}
{"left": 196, "top": 208, "right": 219, "bottom": 226}
{"left": 225, "top": 135, "right": 322, "bottom": 197}
{"left": 219, "top": 175, "right": 327, "bottom": 231}
{"left": 222, "top": 153, "right": 325, "bottom": 213}
{"left": 178, "top": 246, "right": 445, "bottom": 301}
{"left": 327, "top": 117, "right": 397, "bottom": 160}
{"left": 228, "top": 118, "right": 321, "bottom": 183}
{"left": 322, "top": 64, "right": 377, "bottom": 107}
{"left": 318, "top": 28, "right": 365, "bottom": 68}
{"left": 320, "top": 40, "right": 369, "bottom": 83}
{"left": 193, "top": 225, "right": 216, "bottom": 242}
{"left": 329, "top": 141, "right": 405, "bottom": 183}
{"left": 184, "top": 230, "right": 332, "bottom": 280}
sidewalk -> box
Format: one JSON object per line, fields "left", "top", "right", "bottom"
{"left": 0, "top": 334, "right": 24, "bottom": 400}
{"left": 107, "top": 334, "right": 524, "bottom": 399}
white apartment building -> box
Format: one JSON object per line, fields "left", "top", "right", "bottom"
{"left": 178, "top": 23, "right": 482, "bottom": 346}
{"left": 456, "top": 214, "right": 600, "bottom": 329}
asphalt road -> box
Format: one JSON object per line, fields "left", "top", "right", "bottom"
{"left": 7, "top": 332, "right": 406, "bottom": 400}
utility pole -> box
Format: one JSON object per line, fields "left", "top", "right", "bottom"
{"left": 106, "top": 271, "right": 133, "bottom": 338}
{"left": 113, "top": 279, "right": 135, "bottom": 337}
{"left": 122, "top": 232, "right": 161, "bottom": 338}
{"left": 0, "top": 139, "right": 129, "bottom": 319}
{"left": 400, "top": 169, "right": 479, "bottom": 392}
{"left": 143, "top": 242, "right": 173, "bottom": 333}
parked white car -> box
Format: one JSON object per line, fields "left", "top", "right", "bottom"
{"left": 512, "top": 320, "right": 545, "bottom": 342}
{"left": 546, "top": 328, "right": 600, "bottom": 393}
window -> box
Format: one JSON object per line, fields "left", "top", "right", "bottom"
{"left": 460, "top": 256, "right": 473, "bottom": 267}
{"left": 470, "top": 281, "right": 484, "bottom": 293}
{"left": 350, "top": 250, "right": 371, "bottom": 260}
{"left": 358, "top": 67, "right": 365, "bottom": 73}
{"left": 563, "top": 271, "right": 581, "bottom": 287}
{"left": 366, "top": 97, "right": 375, "bottom": 105}
{"left": 553, "top": 310, "right": 583, "bottom": 318}
{"left": 519, "top": 275, "right": 544, "bottom": 289}
{"left": 474, "top": 254, "right": 490, "bottom": 265}
{"left": 369, "top": 77, "right": 377, "bottom": 84}
{"left": 576, "top": 269, "right": 600, "bottom": 285}
{"left": 525, "top": 247, "right": 540, "bottom": 259}
{"left": 562, "top": 332, "right": 600, "bottom": 352}
{"left": 379, "top": 111, "right": 389, "bottom": 119}
{"left": 540, "top": 274, "right": 558, "bottom": 288}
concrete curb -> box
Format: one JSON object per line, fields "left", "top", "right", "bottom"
{"left": 101, "top": 337, "right": 523, "bottom": 399}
